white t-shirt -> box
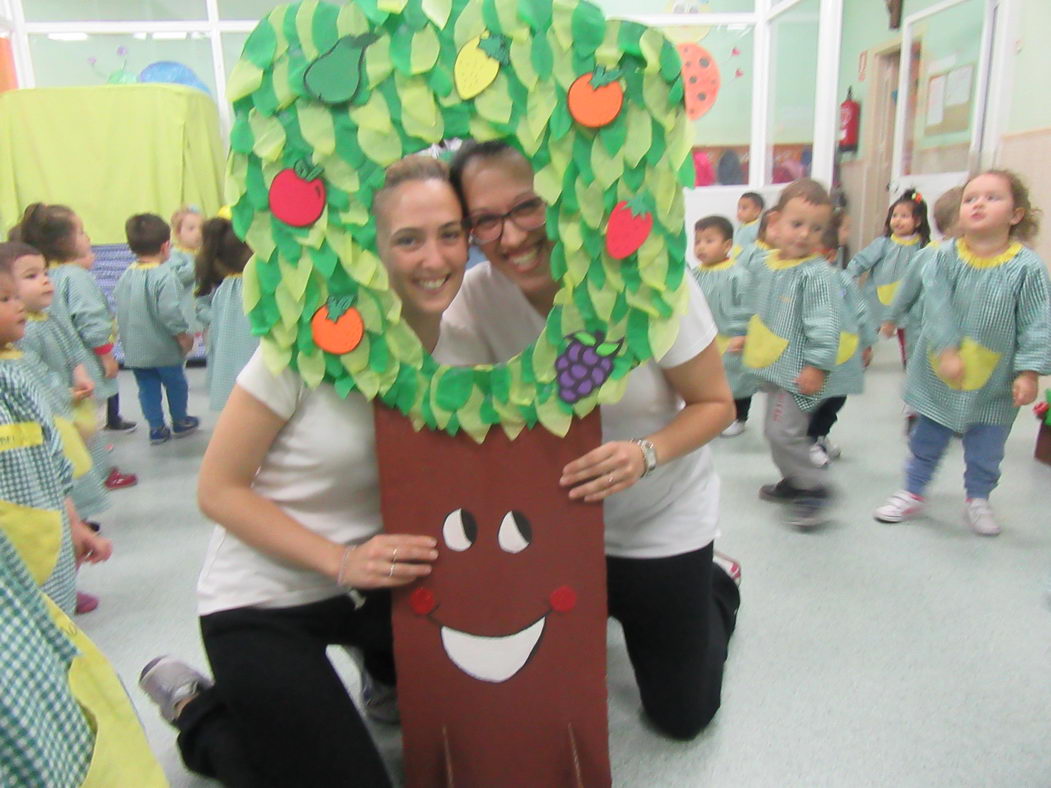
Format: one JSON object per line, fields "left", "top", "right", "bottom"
{"left": 196, "top": 325, "right": 485, "bottom": 615}
{"left": 443, "top": 263, "right": 722, "bottom": 559}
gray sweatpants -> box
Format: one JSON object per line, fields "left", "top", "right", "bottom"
{"left": 762, "top": 384, "right": 826, "bottom": 491}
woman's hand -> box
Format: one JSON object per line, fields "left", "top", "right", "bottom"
{"left": 337, "top": 534, "right": 439, "bottom": 589}
{"left": 560, "top": 440, "right": 645, "bottom": 503}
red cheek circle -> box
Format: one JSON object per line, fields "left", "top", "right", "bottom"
{"left": 549, "top": 585, "right": 577, "bottom": 613}
{"left": 409, "top": 588, "right": 436, "bottom": 616}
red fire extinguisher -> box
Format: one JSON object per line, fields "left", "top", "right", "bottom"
{"left": 839, "top": 87, "right": 860, "bottom": 153}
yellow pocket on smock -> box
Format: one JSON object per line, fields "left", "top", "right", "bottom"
{"left": 54, "top": 417, "right": 93, "bottom": 479}
{"left": 877, "top": 281, "right": 901, "bottom": 305}
{"left": 929, "top": 337, "right": 1002, "bottom": 391}
{"left": 836, "top": 332, "right": 859, "bottom": 365}
{"left": 0, "top": 499, "right": 63, "bottom": 585}
{"left": 743, "top": 315, "right": 789, "bottom": 369}
{"left": 39, "top": 597, "right": 168, "bottom": 788}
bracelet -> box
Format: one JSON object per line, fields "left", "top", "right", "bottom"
{"left": 336, "top": 545, "right": 355, "bottom": 587}
{"left": 631, "top": 438, "right": 658, "bottom": 478}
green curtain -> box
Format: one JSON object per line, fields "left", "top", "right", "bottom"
{"left": 0, "top": 84, "right": 224, "bottom": 244}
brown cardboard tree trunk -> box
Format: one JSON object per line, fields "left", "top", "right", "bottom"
{"left": 374, "top": 405, "right": 611, "bottom": 788}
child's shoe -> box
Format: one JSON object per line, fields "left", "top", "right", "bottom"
{"left": 964, "top": 498, "right": 1001, "bottom": 536}
{"left": 784, "top": 489, "right": 831, "bottom": 528}
{"left": 149, "top": 425, "right": 172, "bottom": 445}
{"left": 139, "top": 656, "right": 213, "bottom": 723}
{"left": 809, "top": 441, "right": 830, "bottom": 467}
{"left": 75, "top": 591, "right": 99, "bottom": 614}
{"left": 104, "top": 417, "right": 137, "bottom": 433}
{"left": 759, "top": 479, "right": 808, "bottom": 503}
{"left": 713, "top": 551, "right": 742, "bottom": 587}
{"left": 721, "top": 420, "right": 746, "bottom": 438}
{"left": 874, "top": 490, "right": 925, "bottom": 523}
{"left": 172, "top": 416, "right": 200, "bottom": 439}
{"left": 104, "top": 467, "right": 138, "bottom": 489}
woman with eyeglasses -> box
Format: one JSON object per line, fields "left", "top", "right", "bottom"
{"left": 444, "top": 141, "right": 742, "bottom": 740}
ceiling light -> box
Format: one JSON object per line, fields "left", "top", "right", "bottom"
{"left": 152, "top": 31, "right": 188, "bottom": 40}
{"left": 47, "top": 33, "right": 89, "bottom": 41}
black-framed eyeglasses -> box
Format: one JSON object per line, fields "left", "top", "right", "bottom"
{"left": 467, "top": 197, "right": 547, "bottom": 243}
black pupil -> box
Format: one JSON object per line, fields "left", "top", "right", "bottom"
{"left": 461, "top": 509, "right": 478, "bottom": 543}
{"left": 510, "top": 511, "right": 531, "bottom": 544}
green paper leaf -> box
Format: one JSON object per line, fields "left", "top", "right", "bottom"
{"left": 435, "top": 367, "right": 473, "bottom": 410}
{"left": 474, "top": 72, "right": 512, "bottom": 125}
{"left": 525, "top": 80, "right": 556, "bottom": 141}
{"left": 570, "top": 2, "right": 604, "bottom": 56}
{"left": 576, "top": 178, "right": 605, "bottom": 229}
{"left": 390, "top": 24, "right": 414, "bottom": 75}
{"left": 573, "top": 331, "right": 597, "bottom": 347}
{"left": 519, "top": 0, "right": 552, "bottom": 31}
{"left": 531, "top": 33, "right": 553, "bottom": 78}
{"left": 411, "top": 26, "right": 441, "bottom": 74}
{"left": 598, "top": 110, "right": 626, "bottom": 157}
{"left": 477, "top": 34, "right": 510, "bottom": 64}
{"left": 402, "top": 0, "right": 428, "bottom": 30}
{"left": 596, "top": 340, "right": 620, "bottom": 357}
{"left": 422, "top": 0, "right": 452, "bottom": 27}
{"left": 297, "top": 348, "right": 325, "bottom": 387}
{"left": 591, "top": 142, "right": 622, "bottom": 192}
{"left": 626, "top": 308, "right": 653, "bottom": 359}
{"left": 227, "top": 59, "right": 263, "bottom": 103}
{"left": 230, "top": 115, "right": 254, "bottom": 154}
{"left": 572, "top": 134, "right": 594, "bottom": 185}
{"left": 378, "top": 0, "right": 408, "bottom": 12}
{"left": 481, "top": 0, "right": 503, "bottom": 35}
{"left": 401, "top": 80, "right": 444, "bottom": 142}
{"left": 243, "top": 21, "right": 277, "bottom": 69}
{"left": 623, "top": 107, "right": 651, "bottom": 167}
{"left": 509, "top": 37, "right": 538, "bottom": 91}
{"left": 298, "top": 103, "right": 335, "bottom": 158}
{"left": 617, "top": 20, "right": 645, "bottom": 58}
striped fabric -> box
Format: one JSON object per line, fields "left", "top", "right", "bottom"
{"left": 886, "top": 241, "right": 940, "bottom": 359}
{"left": 743, "top": 252, "right": 840, "bottom": 412}
{"left": 905, "top": 240, "right": 1051, "bottom": 432}
{"left": 824, "top": 268, "right": 877, "bottom": 397}
{"left": 206, "top": 275, "right": 259, "bottom": 411}
{"left": 847, "top": 234, "right": 925, "bottom": 323}
{"left": 691, "top": 257, "right": 758, "bottom": 399}
{"left": 0, "top": 531, "right": 93, "bottom": 788}
{"left": 0, "top": 353, "right": 77, "bottom": 616}
{"left": 48, "top": 263, "right": 119, "bottom": 400}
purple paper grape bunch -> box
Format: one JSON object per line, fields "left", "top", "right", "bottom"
{"left": 555, "top": 331, "right": 622, "bottom": 404}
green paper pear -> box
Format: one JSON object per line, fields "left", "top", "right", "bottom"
{"left": 304, "top": 33, "right": 379, "bottom": 104}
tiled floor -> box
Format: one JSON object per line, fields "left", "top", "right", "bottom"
{"left": 79, "top": 346, "right": 1051, "bottom": 786}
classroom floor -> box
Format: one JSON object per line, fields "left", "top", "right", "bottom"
{"left": 79, "top": 346, "right": 1051, "bottom": 787}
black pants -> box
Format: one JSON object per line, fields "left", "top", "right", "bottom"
{"left": 734, "top": 396, "right": 752, "bottom": 423}
{"left": 607, "top": 543, "right": 740, "bottom": 740}
{"left": 175, "top": 593, "right": 396, "bottom": 788}
{"left": 105, "top": 393, "right": 121, "bottom": 427}
{"left": 807, "top": 396, "right": 847, "bottom": 440}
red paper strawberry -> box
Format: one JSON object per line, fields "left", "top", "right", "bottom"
{"left": 269, "top": 159, "right": 326, "bottom": 227}
{"left": 605, "top": 196, "right": 653, "bottom": 260}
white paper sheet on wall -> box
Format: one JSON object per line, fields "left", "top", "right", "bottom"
{"left": 945, "top": 65, "right": 973, "bottom": 107}
{"left": 926, "top": 74, "right": 946, "bottom": 126}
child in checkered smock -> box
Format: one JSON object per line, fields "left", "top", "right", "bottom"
{"left": 874, "top": 171, "right": 1051, "bottom": 535}
{"left": 195, "top": 216, "right": 258, "bottom": 411}
{"left": 847, "top": 189, "right": 931, "bottom": 364}
{"left": 690, "top": 215, "right": 757, "bottom": 438}
{"left": 9, "top": 242, "right": 110, "bottom": 523}
{"left": 170, "top": 205, "right": 204, "bottom": 336}
{"left": 0, "top": 250, "right": 111, "bottom": 617}
{"left": 743, "top": 179, "right": 840, "bottom": 529}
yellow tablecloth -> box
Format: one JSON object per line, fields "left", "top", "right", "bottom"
{"left": 0, "top": 84, "right": 224, "bottom": 243}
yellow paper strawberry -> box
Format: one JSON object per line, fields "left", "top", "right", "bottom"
{"left": 454, "top": 33, "right": 509, "bottom": 99}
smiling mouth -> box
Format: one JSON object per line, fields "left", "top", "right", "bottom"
{"left": 439, "top": 615, "right": 546, "bottom": 683}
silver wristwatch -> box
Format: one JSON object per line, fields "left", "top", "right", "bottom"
{"left": 632, "top": 438, "right": 658, "bottom": 478}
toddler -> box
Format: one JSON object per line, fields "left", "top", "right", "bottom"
{"left": 734, "top": 191, "right": 764, "bottom": 250}
{"left": 874, "top": 170, "right": 1051, "bottom": 535}
{"left": 114, "top": 214, "right": 199, "bottom": 444}
{"left": 690, "top": 215, "right": 757, "bottom": 437}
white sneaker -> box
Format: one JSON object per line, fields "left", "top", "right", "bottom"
{"left": 964, "top": 498, "right": 1002, "bottom": 536}
{"left": 818, "top": 436, "right": 841, "bottom": 460}
{"left": 721, "top": 420, "right": 746, "bottom": 438}
{"left": 713, "top": 550, "right": 742, "bottom": 587}
{"left": 874, "top": 490, "right": 925, "bottom": 523}
{"left": 139, "top": 656, "right": 213, "bottom": 723}
{"left": 809, "top": 442, "right": 830, "bottom": 467}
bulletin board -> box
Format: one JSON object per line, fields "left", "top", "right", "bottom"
{"left": 924, "top": 63, "right": 974, "bottom": 135}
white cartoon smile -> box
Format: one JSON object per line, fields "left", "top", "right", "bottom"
{"left": 439, "top": 615, "right": 546, "bottom": 683}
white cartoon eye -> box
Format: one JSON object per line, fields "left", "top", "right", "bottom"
{"left": 498, "top": 511, "right": 531, "bottom": 554}
{"left": 443, "top": 509, "right": 477, "bottom": 552}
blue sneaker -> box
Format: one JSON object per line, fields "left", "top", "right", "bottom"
{"left": 172, "top": 417, "right": 200, "bottom": 439}
{"left": 149, "top": 425, "right": 171, "bottom": 445}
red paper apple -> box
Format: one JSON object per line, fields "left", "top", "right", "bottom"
{"left": 269, "top": 159, "right": 326, "bottom": 227}
{"left": 605, "top": 196, "right": 654, "bottom": 260}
